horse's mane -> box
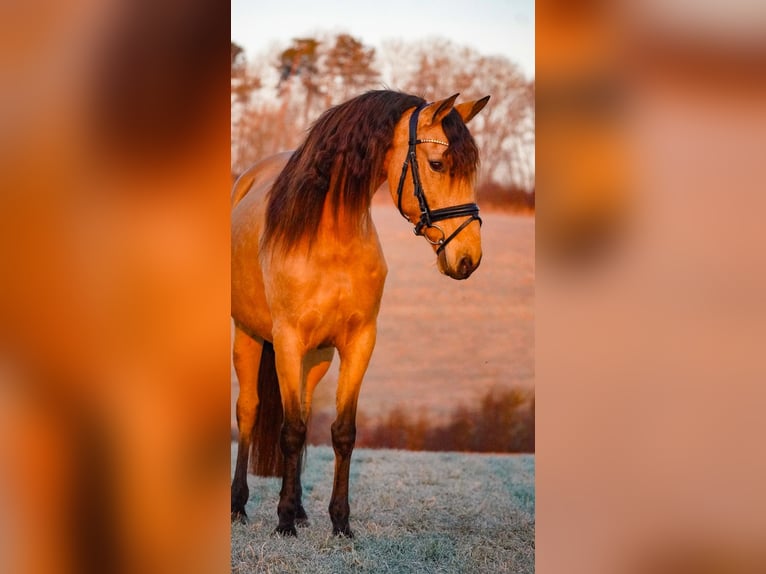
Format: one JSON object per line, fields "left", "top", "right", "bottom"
{"left": 262, "top": 90, "right": 479, "bottom": 254}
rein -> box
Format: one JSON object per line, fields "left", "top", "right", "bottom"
{"left": 395, "top": 103, "right": 482, "bottom": 254}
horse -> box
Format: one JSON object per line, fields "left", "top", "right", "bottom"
{"left": 230, "top": 90, "right": 490, "bottom": 537}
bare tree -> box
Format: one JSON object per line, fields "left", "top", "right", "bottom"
{"left": 231, "top": 43, "right": 262, "bottom": 175}
{"left": 277, "top": 38, "right": 322, "bottom": 124}
{"left": 322, "top": 34, "right": 379, "bottom": 104}
{"left": 379, "top": 39, "right": 535, "bottom": 190}
{"left": 231, "top": 35, "right": 535, "bottom": 195}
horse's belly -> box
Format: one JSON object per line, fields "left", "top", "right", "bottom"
{"left": 231, "top": 253, "right": 273, "bottom": 340}
{"left": 231, "top": 181, "right": 275, "bottom": 341}
{"left": 231, "top": 284, "right": 273, "bottom": 341}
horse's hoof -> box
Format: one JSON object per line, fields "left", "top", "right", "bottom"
{"left": 231, "top": 510, "right": 248, "bottom": 524}
{"left": 332, "top": 526, "right": 354, "bottom": 539}
{"left": 274, "top": 525, "right": 298, "bottom": 537}
{"left": 296, "top": 506, "right": 309, "bottom": 527}
{"left": 295, "top": 516, "right": 310, "bottom": 528}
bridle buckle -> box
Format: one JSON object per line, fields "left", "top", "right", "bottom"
{"left": 415, "top": 223, "right": 446, "bottom": 246}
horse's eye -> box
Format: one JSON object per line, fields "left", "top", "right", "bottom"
{"left": 428, "top": 160, "right": 444, "bottom": 173}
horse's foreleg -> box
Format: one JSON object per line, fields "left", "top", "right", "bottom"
{"left": 231, "top": 326, "right": 263, "bottom": 523}
{"left": 330, "top": 327, "right": 376, "bottom": 538}
{"left": 272, "top": 334, "right": 307, "bottom": 536}
{"left": 294, "top": 347, "right": 334, "bottom": 527}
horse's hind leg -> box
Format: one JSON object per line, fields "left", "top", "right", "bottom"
{"left": 230, "top": 325, "right": 263, "bottom": 523}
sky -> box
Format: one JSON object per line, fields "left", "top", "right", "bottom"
{"left": 231, "top": 0, "right": 535, "bottom": 78}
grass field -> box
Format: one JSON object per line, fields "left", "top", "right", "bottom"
{"left": 231, "top": 445, "right": 535, "bottom": 573}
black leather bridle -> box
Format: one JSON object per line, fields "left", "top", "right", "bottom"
{"left": 395, "top": 103, "right": 482, "bottom": 255}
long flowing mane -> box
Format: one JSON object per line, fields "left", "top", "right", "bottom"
{"left": 261, "top": 90, "right": 479, "bottom": 254}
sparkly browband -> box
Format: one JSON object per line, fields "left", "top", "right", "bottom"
{"left": 417, "top": 138, "right": 449, "bottom": 146}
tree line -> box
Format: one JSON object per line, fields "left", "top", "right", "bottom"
{"left": 231, "top": 34, "right": 534, "bottom": 208}
{"left": 307, "top": 387, "right": 535, "bottom": 454}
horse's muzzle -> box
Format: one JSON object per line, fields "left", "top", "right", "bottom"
{"left": 441, "top": 253, "right": 481, "bottom": 280}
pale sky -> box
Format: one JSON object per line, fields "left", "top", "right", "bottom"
{"left": 231, "top": 0, "right": 535, "bottom": 78}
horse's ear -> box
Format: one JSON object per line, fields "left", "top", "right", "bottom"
{"left": 454, "top": 95, "right": 491, "bottom": 123}
{"left": 429, "top": 93, "right": 460, "bottom": 125}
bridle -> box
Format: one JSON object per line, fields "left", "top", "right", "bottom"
{"left": 395, "top": 103, "right": 482, "bottom": 255}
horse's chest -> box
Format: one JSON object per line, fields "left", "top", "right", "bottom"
{"left": 309, "top": 263, "right": 385, "bottom": 317}
{"left": 291, "top": 261, "right": 386, "bottom": 349}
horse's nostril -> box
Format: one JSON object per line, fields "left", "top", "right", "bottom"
{"left": 458, "top": 256, "right": 473, "bottom": 276}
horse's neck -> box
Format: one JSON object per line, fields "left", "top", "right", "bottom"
{"left": 316, "top": 202, "right": 376, "bottom": 246}
{"left": 315, "top": 177, "right": 382, "bottom": 247}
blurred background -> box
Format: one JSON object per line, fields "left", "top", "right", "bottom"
{"left": 537, "top": 0, "right": 766, "bottom": 573}
{"left": 1, "top": 0, "right": 230, "bottom": 572}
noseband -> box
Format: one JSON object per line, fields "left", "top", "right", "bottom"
{"left": 395, "top": 103, "right": 482, "bottom": 255}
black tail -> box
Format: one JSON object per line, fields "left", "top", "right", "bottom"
{"left": 249, "top": 341, "right": 284, "bottom": 477}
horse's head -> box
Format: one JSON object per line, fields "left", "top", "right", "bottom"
{"left": 387, "top": 94, "right": 490, "bottom": 280}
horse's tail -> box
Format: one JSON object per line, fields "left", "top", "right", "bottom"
{"left": 249, "top": 341, "right": 284, "bottom": 477}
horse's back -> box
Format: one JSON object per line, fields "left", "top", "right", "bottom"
{"left": 231, "top": 151, "right": 293, "bottom": 209}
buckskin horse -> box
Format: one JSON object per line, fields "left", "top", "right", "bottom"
{"left": 230, "top": 90, "right": 489, "bottom": 537}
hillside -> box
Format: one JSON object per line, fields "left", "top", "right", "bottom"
{"left": 231, "top": 445, "right": 535, "bottom": 573}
